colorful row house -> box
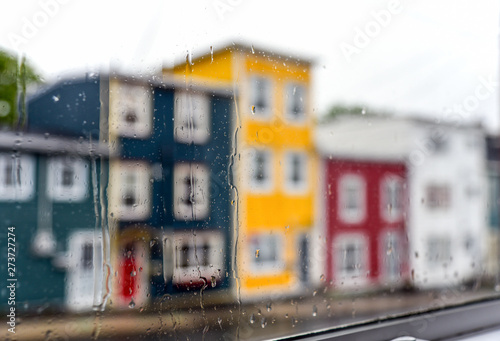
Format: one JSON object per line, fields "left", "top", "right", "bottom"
{"left": 320, "top": 158, "right": 408, "bottom": 289}
{"left": 316, "top": 115, "right": 488, "bottom": 289}
{"left": 25, "top": 73, "right": 235, "bottom": 310}
{"left": 166, "top": 43, "right": 317, "bottom": 299}
{"left": 486, "top": 136, "right": 500, "bottom": 279}
{"left": 0, "top": 131, "right": 108, "bottom": 312}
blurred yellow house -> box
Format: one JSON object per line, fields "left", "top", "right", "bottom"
{"left": 164, "top": 43, "right": 316, "bottom": 299}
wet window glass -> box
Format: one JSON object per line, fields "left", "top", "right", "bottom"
{"left": 1, "top": 1, "right": 500, "bottom": 341}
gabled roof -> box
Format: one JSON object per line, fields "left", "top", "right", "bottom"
{"left": 165, "top": 41, "right": 314, "bottom": 71}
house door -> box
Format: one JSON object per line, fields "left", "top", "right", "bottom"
{"left": 66, "top": 230, "right": 103, "bottom": 312}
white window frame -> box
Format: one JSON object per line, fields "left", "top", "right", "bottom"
{"left": 173, "top": 163, "right": 210, "bottom": 221}
{"left": 111, "top": 83, "right": 153, "bottom": 138}
{"left": 380, "top": 175, "right": 405, "bottom": 222}
{"left": 249, "top": 75, "right": 273, "bottom": 119}
{"left": 426, "top": 183, "right": 451, "bottom": 209}
{"left": 172, "top": 231, "right": 224, "bottom": 285}
{"left": 246, "top": 148, "right": 273, "bottom": 193}
{"left": 109, "top": 161, "right": 152, "bottom": 221}
{"left": 333, "top": 233, "right": 369, "bottom": 285}
{"left": 426, "top": 235, "right": 452, "bottom": 268}
{"left": 0, "top": 153, "right": 35, "bottom": 201}
{"left": 284, "top": 82, "right": 306, "bottom": 123}
{"left": 46, "top": 156, "right": 89, "bottom": 202}
{"left": 379, "top": 230, "right": 402, "bottom": 282}
{"left": 338, "top": 174, "right": 366, "bottom": 224}
{"left": 249, "top": 233, "right": 285, "bottom": 274}
{"left": 283, "top": 150, "right": 308, "bottom": 194}
{"left": 174, "top": 91, "right": 210, "bottom": 144}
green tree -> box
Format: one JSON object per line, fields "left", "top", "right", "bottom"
{"left": 0, "top": 49, "right": 41, "bottom": 127}
{"left": 323, "top": 103, "right": 389, "bottom": 122}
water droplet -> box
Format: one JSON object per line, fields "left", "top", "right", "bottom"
{"left": 249, "top": 313, "right": 256, "bottom": 324}
{"left": 320, "top": 274, "right": 325, "bottom": 281}
{"left": 251, "top": 45, "right": 255, "bottom": 54}
{"left": 266, "top": 302, "right": 272, "bottom": 312}
{"left": 128, "top": 300, "right": 135, "bottom": 308}
{"left": 255, "top": 249, "right": 260, "bottom": 258}
{"left": 261, "top": 317, "right": 267, "bottom": 329}
{"left": 52, "top": 95, "right": 60, "bottom": 102}
{"left": 251, "top": 105, "right": 256, "bottom": 114}
{"left": 361, "top": 108, "right": 366, "bottom": 115}
{"left": 210, "top": 46, "right": 213, "bottom": 63}
{"left": 312, "top": 305, "right": 318, "bottom": 317}
{"left": 211, "top": 276, "right": 217, "bottom": 287}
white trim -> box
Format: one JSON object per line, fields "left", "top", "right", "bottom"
{"left": 380, "top": 175, "right": 405, "bottom": 222}
{"left": 248, "top": 233, "right": 285, "bottom": 274}
{"left": 333, "top": 233, "right": 369, "bottom": 286}
{"left": 0, "top": 153, "right": 35, "bottom": 201}
{"left": 338, "top": 174, "right": 366, "bottom": 224}
{"left": 110, "top": 82, "right": 153, "bottom": 138}
{"left": 109, "top": 161, "right": 152, "bottom": 221}
{"left": 245, "top": 148, "right": 274, "bottom": 193}
{"left": 173, "top": 162, "right": 210, "bottom": 221}
{"left": 283, "top": 150, "right": 308, "bottom": 194}
{"left": 174, "top": 91, "right": 210, "bottom": 144}
{"left": 284, "top": 82, "right": 306, "bottom": 123}
{"left": 379, "top": 229, "right": 402, "bottom": 282}
{"left": 46, "top": 156, "right": 89, "bottom": 202}
{"left": 248, "top": 75, "right": 273, "bottom": 120}
{"left": 172, "top": 230, "right": 224, "bottom": 285}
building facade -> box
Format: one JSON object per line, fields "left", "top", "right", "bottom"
{"left": 0, "top": 132, "right": 108, "bottom": 312}
{"left": 166, "top": 44, "right": 317, "bottom": 299}
{"left": 25, "top": 73, "right": 235, "bottom": 310}
{"left": 316, "top": 116, "right": 488, "bottom": 289}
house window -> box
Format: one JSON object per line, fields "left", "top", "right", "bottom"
{"left": 250, "top": 234, "right": 284, "bottom": 273}
{"left": 426, "top": 184, "right": 451, "bottom": 209}
{"left": 249, "top": 76, "right": 272, "bottom": 118}
{"left": 247, "top": 148, "right": 273, "bottom": 192}
{"left": 174, "top": 91, "right": 210, "bottom": 144}
{"left": 426, "top": 236, "right": 452, "bottom": 267}
{"left": 109, "top": 161, "right": 151, "bottom": 221}
{"left": 111, "top": 83, "right": 152, "bottom": 138}
{"left": 173, "top": 163, "right": 209, "bottom": 221}
{"left": 173, "top": 231, "right": 224, "bottom": 285}
{"left": 81, "top": 242, "right": 94, "bottom": 270}
{"left": 381, "top": 176, "right": 404, "bottom": 222}
{"left": 339, "top": 174, "right": 366, "bottom": 224}
{"left": 284, "top": 83, "right": 306, "bottom": 122}
{"left": 47, "top": 156, "right": 88, "bottom": 202}
{"left": 381, "top": 231, "right": 401, "bottom": 280}
{"left": 0, "top": 154, "right": 35, "bottom": 201}
{"left": 284, "top": 151, "right": 308, "bottom": 193}
{"left": 427, "top": 129, "right": 448, "bottom": 153}
{"left": 334, "top": 234, "right": 368, "bottom": 281}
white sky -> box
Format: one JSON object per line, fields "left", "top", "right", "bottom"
{"left": 1, "top": 0, "right": 499, "bottom": 131}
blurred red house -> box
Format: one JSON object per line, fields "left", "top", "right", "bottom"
{"left": 324, "top": 159, "right": 409, "bottom": 289}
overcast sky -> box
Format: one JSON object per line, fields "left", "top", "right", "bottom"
{"left": 1, "top": 0, "right": 499, "bottom": 131}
